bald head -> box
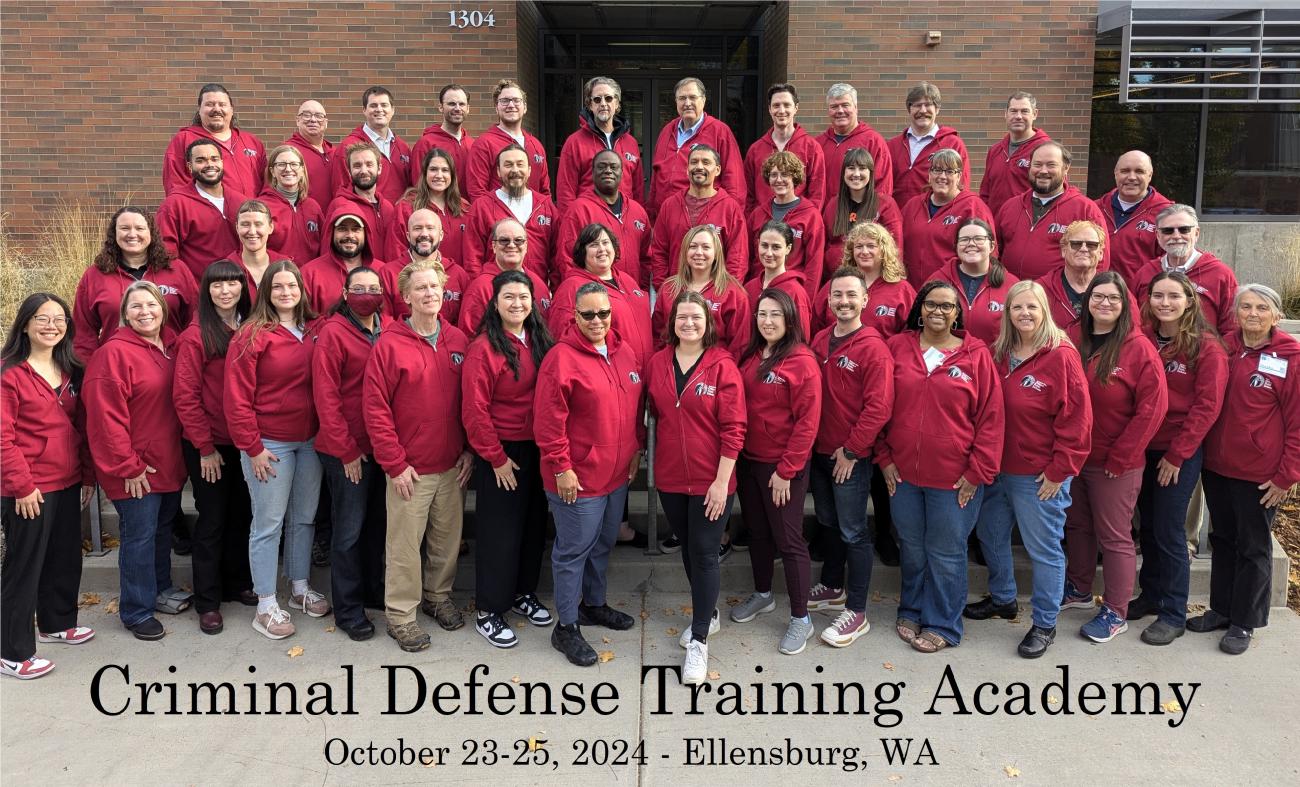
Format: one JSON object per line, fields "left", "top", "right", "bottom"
{"left": 1114, "top": 150, "right": 1154, "bottom": 203}
{"left": 295, "top": 100, "right": 328, "bottom": 142}
{"left": 406, "top": 208, "right": 444, "bottom": 258}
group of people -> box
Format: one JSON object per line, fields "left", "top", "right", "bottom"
{"left": 2, "top": 75, "right": 1296, "bottom": 685}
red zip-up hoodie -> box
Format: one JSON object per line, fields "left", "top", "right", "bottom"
{"left": 1036, "top": 269, "right": 1139, "bottom": 332}
{"left": 223, "top": 321, "right": 319, "bottom": 457}
{"left": 364, "top": 317, "right": 468, "bottom": 477}
{"left": 1133, "top": 251, "right": 1239, "bottom": 337}
{"left": 172, "top": 322, "right": 233, "bottom": 457}
{"left": 995, "top": 341, "right": 1091, "bottom": 482}
{"left": 995, "top": 185, "right": 1111, "bottom": 281}
{"left": 300, "top": 204, "right": 384, "bottom": 314}
{"left": 380, "top": 254, "right": 469, "bottom": 327}
{"left": 463, "top": 125, "right": 551, "bottom": 201}
{"left": 325, "top": 190, "right": 399, "bottom": 265}
{"left": 815, "top": 122, "right": 894, "bottom": 205}
{"left": 313, "top": 312, "right": 385, "bottom": 464}
{"left": 83, "top": 329, "right": 186, "bottom": 500}
{"left": 409, "top": 123, "right": 475, "bottom": 191}
{"left": 331, "top": 125, "right": 412, "bottom": 204}
{"left": 1094, "top": 186, "right": 1173, "bottom": 289}
{"left": 744, "top": 270, "right": 812, "bottom": 340}
{"left": 929, "top": 258, "right": 1020, "bottom": 347}
{"left": 811, "top": 325, "right": 894, "bottom": 456}
{"left": 554, "top": 193, "right": 653, "bottom": 289}
{"left": 886, "top": 126, "right": 971, "bottom": 208}
{"left": 812, "top": 276, "right": 915, "bottom": 338}
{"left": 260, "top": 187, "right": 324, "bottom": 268}
{"left": 73, "top": 262, "right": 196, "bottom": 362}
{"left": 745, "top": 199, "right": 827, "bottom": 293}
{"left": 283, "top": 132, "right": 334, "bottom": 210}
{"left": 157, "top": 184, "right": 247, "bottom": 281}
{"left": 556, "top": 113, "right": 644, "bottom": 211}
{"left": 646, "top": 345, "right": 747, "bottom": 495}
{"left": 978, "top": 128, "right": 1052, "bottom": 213}
{"left": 1205, "top": 329, "right": 1300, "bottom": 489}
{"left": 163, "top": 125, "right": 266, "bottom": 199}
{"left": 1143, "top": 328, "right": 1227, "bottom": 467}
{"left": 744, "top": 124, "right": 828, "bottom": 212}
{"left": 821, "top": 193, "right": 905, "bottom": 280}
{"left": 1, "top": 362, "right": 92, "bottom": 498}
{"left": 534, "top": 330, "right": 645, "bottom": 497}
{"left": 391, "top": 196, "right": 473, "bottom": 273}
{"left": 463, "top": 189, "right": 559, "bottom": 286}
{"left": 549, "top": 269, "right": 653, "bottom": 368}
{"left": 739, "top": 344, "right": 821, "bottom": 479}
{"left": 649, "top": 190, "right": 749, "bottom": 288}
{"left": 1075, "top": 326, "right": 1169, "bottom": 475}
{"left": 461, "top": 332, "right": 541, "bottom": 468}
{"left": 653, "top": 278, "right": 751, "bottom": 359}
{"left": 899, "top": 189, "right": 997, "bottom": 289}
{"left": 648, "top": 114, "right": 746, "bottom": 221}
{"left": 459, "top": 263, "right": 553, "bottom": 336}
{"left": 877, "top": 330, "right": 1005, "bottom": 488}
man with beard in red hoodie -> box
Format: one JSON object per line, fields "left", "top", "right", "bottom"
{"left": 409, "top": 84, "right": 475, "bottom": 189}
{"left": 556, "top": 77, "right": 644, "bottom": 212}
{"left": 886, "top": 83, "right": 970, "bottom": 209}
{"left": 464, "top": 79, "right": 551, "bottom": 201}
{"left": 326, "top": 142, "right": 399, "bottom": 264}
{"left": 464, "top": 145, "right": 559, "bottom": 286}
{"left": 157, "top": 140, "right": 245, "bottom": 281}
{"left": 381, "top": 208, "right": 470, "bottom": 327}
{"left": 979, "top": 92, "right": 1053, "bottom": 214}
{"left": 163, "top": 83, "right": 266, "bottom": 199}
{"left": 647, "top": 78, "right": 746, "bottom": 221}
{"left": 301, "top": 209, "right": 384, "bottom": 313}
{"left": 649, "top": 145, "right": 748, "bottom": 288}
{"left": 284, "top": 100, "right": 335, "bottom": 209}
{"left": 816, "top": 83, "right": 893, "bottom": 206}
{"left": 555, "top": 150, "right": 652, "bottom": 289}
{"left": 331, "top": 87, "right": 412, "bottom": 204}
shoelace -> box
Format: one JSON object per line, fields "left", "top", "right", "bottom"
{"left": 266, "top": 607, "right": 290, "bottom": 624}
{"left": 685, "top": 642, "right": 707, "bottom": 667}
{"left": 832, "top": 611, "right": 859, "bottom": 632}
{"left": 481, "top": 615, "right": 505, "bottom": 634}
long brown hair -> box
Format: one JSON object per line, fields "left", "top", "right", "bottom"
{"left": 235, "top": 259, "right": 316, "bottom": 353}
{"left": 831, "top": 148, "right": 878, "bottom": 238}
{"left": 93, "top": 206, "right": 175, "bottom": 274}
{"left": 740, "top": 288, "right": 805, "bottom": 377}
{"left": 402, "top": 147, "right": 466, "bottom": 217}
{"left": 1140, "top": 269, "right": 1219, "bottom": 370}
{"left": 1077, "top": 271, "right": 1132, "bottom": 385}
{"left": 663, "top": 225, "right": 738, "bottom": 300}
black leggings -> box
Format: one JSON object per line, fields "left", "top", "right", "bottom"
{"left": 659, "top": 491, "right": 732, "bottom": 642}
{"left": 1, "top": 486, "right": 82, "bottom": 661}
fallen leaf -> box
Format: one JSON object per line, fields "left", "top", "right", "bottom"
{"left": 528, "top": 736, "right": 546, "bottom": 752}
{"left": 888, "top": 776, "right": 903, "bottom": 783}
{"left": 77, "top": 593, "right": 101, "bottom": 608}
{"left": 1047, "top": 695, "right": 1060, "bottom": 706}
{"left": 871, "top": 591, "right": 883, "bottom": 602}
{"left": 1004, "top": 765, "right": 1020, "bottom": 779}
{"left": 597, "top": 651, "right": 615, "bottom": 663}
{"left": 601, "top": 636, "right": 611, "bottom": 644}
{"left": 286, "top": 646, "right": 305, "bottom": 658}
{"left": 725, "top": 596, "right": 741, "bottom": 606}
{"left": 511, "top": 675, "right": 521, "bottom": 684}
{"left": 103, "top": 598, "right": 119, "bottom": 614}
{"left": 639, "top": 610, "right": 650, "bottom": 620}
{"left": 882, "top": 662, "right": 895, "bottom": 671}
{"left": 102, "top": 535, "right": 120, "bottom": 549}
{"left": 680, "top": 605, "right": 693, "bottom": 615}
{"left": 81, "top": 539, "right": 93, "bottom": 553}
{"left": 662, "top": 608, "right": 676, "bottom": 616}
{"left": 666, "top": 627, "right": 679, "bottom": 637}
{"left": 707, "top": 670, "right": 721, "bottom": 681}
{"left": 1161, "top": 699, "right": 1181, "bottom": 713}
{"left": 324, "top": 626, "right": 336, "bottom": 633}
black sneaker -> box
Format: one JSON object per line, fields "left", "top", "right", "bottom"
{"left": 551, "top": 623, "right": 597, "bottom": 666}
{"left": 340, "top": 619, "right": 375, "bottom": 642}
{"left": 127, "top": 617, "right": 165, "bottom": 641}
{"left": 1126, "top": 594, "right": 1158, "bottom": 621}
{"left": 718, "top": 541, "right": 733, "bottom": 562}
{"left": 477, "top": 612, "right": 519, "bottom": 648}
{"left": 1186, "top": 609, "right": 1231, "bottom": 633}
{"left": 660, "top": 534, "right": 682, "bottom": 554}
{"left": 963, "top": 595, "right": 1019, "bottom": 621}
{"left": 731, "top": 531, "right": 750, "bottom": 552}
{"left": 1017, "top": 625, "right": 1055, "bottom": 659}
{"left": 1140, "top": 620, "right": 1185, "bottom": 646}
{"left": 511, "top": 593, "right": 554, "bottom": 626}
{"left": 172, "top": 536, "right": 192, "bottom": 557}
{"left": 577, "top": 603, "right": 635, "bottom": 630}
{"left": 1219, "top": 625, "right": 1252, "bottom": 655}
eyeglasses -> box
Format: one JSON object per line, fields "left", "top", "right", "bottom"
{"left": 589, "top": 95, "right": 617, "bottom": 104}
{"left": 676, "top": 94, "right": 703, "bottom": 103}
{"left": 909, "top": 101, "right": 937, "bottom": 110}
{"left": 494, "top": 237, "right": 527, "bottom": 247}
{"left": 296, "top": 112, "right": 327, "bottom": 121}
{"left": 930, "top": 168, "right": 960, "bottom": 177}
{"left": 1158, "top": 225, "right": 1197, "bottom": 236}
{"left": 1067, "top": 239, "right": 1101, "bottom": 251}
{"left": 496, "top": 97, "right": 525, "bottom": 106}
{"left": 272, "top": 161, "right": 302, "bottom": 170}
{"left": 921, "top": 300, "right": 957, "bottom": 314}
{"left": 1089, "top": 293, "right": 1124, "bottom": 305}
{"left": 31, "top": 315, "right": 68, "bottom": 327}
{"left": 577, "top": 309, "right": 612, "bottom": 322}
{"left": 347, "top": 286, "right": 383, "bottom": 295}
{"left": 957, "top": 235, "right": 990, "bottom": 246}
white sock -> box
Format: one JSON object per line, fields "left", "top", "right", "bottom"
{"left": 757, "top": 591, "right": 772, "bottom": 599}
{"left": 257, "top": 596, "right": 278, "bottom": 615}
{"left": 291, "top": 579, "right": 309, "bottom": 596}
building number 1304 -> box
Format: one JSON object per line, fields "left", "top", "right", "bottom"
{"left": 448, "top": 9, "right": 496, "bottom": 29}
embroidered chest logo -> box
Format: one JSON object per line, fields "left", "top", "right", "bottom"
{"left": 942, "top": 215, "right": 960, "bottom": 226}
{"left": 1047, "top": 222, "right": 1069, "bottom": 235}
{"left": 874, "top": 305, "right": 897, "bottom": 317}
{"left": 1020, "top": 374, "right": 1046, "bottom": 391}
{"left": 306, "top": 220, "right": 319, "bottom": 232}
{"left": 628, "top": 371, "right": 641, "bottom": 384}
{"left": 947, "top": 366, "right": 972, "bottom": 383}
{"left": 1016, "top": 158, "right": 1030, "bottom": 168}
{"left": 694, "top": 382, "right": 717, "bottom": 397}
{"left": 835, "top": 355, "right": 859, "bottom": 372}
{"left": 1165, "top": 359, "right": 1188, "bottom": 375}
{"left": 988, "top": 301, "right": 1005, "bottom": 312}
{"left": 624, "top": 152, "right": 638, "bottom": 163}
{"left": 1194, "top": 284, "right": 1209, "bottom": 295}
{"left": 1137, "top": 220, "right": 1156, "bottom": 232}
{"left": 444, "top": 290, "right": 461, "bottom": 302}
{"left": 400, "top": 154, "right": 411, "bottom": 165}
{"left": 243, "top": 148, "right": 257, "bottom": 157}
{"left": 762, "top": 371, "right": 787, "bottom": 385}
{"left": 536, "top": 215, "right": 552, "bottom": 226}
{"left": 157, "top": 284, "right": 180, "bottom": 296}
{"left": 540, "top": 298, "right": 552, "bottom": 310}
{"left": 450, "top": 352, "right": 464, "bottom": 366}
{"left": 1249, "top": 373, "right": 1272, "bottom": 389}
{"left": 632, "top": 289, "right": 644, "bottom": 298}
{"left": 533, "top": 154, "right": 544, "bottom": 164}
{"left": 634, "top": 220, "right": 647, "bottom": 232}
{"left": 792, "top": 228, "right": 804, "bottom": 239}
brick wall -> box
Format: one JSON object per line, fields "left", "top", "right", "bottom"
{"left": 0, "top": 1, "right": 523, "bottom": 243}
{"left": 785, "top": 1, "right": 1097, "bottom": 191}
{"left": 516, "top": 0, "right": 541, "bottom": 135}
{"left": 761, "top": 2, "right": 789, "bottom": 93}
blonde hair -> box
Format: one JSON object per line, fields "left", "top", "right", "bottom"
{"left": 397, "top": 259, "right": 448, "bottom": 296}
{"left": 1059, "top": 219, "right": 1106, "bottom": 258}
{"left": 841, "top": 221, "right": 905, "bottom": 283}
{"left": 992, "top": 280, "right": 1067, "bottom": 362}
{"left": 266, "top": 144, "right": 310, "bottom": 201}
{"left": 664, "top": 225, "right": 737, "bottom": 299}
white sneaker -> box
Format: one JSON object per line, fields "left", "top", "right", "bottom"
{"left": 678, "top": 609, "right": 720, "bottom": 648}
{"left": 252, "top": 605, "right": 295, "bottom": 639}
{"left": 682, "top": 639, "right": 709, "bottom": 685}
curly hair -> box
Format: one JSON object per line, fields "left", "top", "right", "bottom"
{"left": 92, "top": 206, "right": 175, "bottom": 274}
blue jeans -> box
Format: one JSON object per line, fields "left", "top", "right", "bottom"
{"left": 810, "top": 452, "right": 874, "bottom": 612}
{"left": 975, "top": 473, "right": 1073, "bottom": 628}
{"left": 112, "top": 492, "right": 180, "bottom": 626}
{"left": 547, "top": 484, "right": 629, "bottom": 626}
{"left": 891, "top": 480, "right": 983, "bottom": 645}
{"left": 320, "top": 453, "right": 385, "bottom": 628}
{"left": 241, "top": 438, "right": 322, "bottom": 597}
{"left": 1138, "top": 447, "right": 1201, "bottom": 626}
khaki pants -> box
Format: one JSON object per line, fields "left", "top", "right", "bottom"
{"left": 384, "top": 468, "right": 463, "bottom": 625}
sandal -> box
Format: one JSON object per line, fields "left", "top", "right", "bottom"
{"left": 155, "top": 587, "right": 193, "bottom": 615}
{"left": 895, "top": 618, "right": 920, "bottom": 643}
{"left": 912, "top": 630, "right": 950, "bottom": 653}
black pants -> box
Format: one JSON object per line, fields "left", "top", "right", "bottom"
{"left": 2, "top": 485, "right": 82, "bottom": 661}
{"left": 660, "top": 490, "right": 732, "bottom": 641}
{"left": 1202, "top": 469, "right": 1277, "bottom": 630}
{"left": 182, "top": 441, "right": 253, "bottom": 613}
{"left": 473, "top": 441, "right": 547, "bottom": 614}
{"left": 320, "top": 453, "right": 387, "bottom": 628}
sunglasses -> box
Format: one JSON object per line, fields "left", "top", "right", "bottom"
{"left": 590, "top": 95, "right": 617, "bottom": 104}
{"left": 494, "top": 237, "right": 527, "bottom": 247}
{"left": 1158, "top": 225, "right": 1197, "bottom": 236}
{"left": 577, "top": 309, "right": 612, "bottom": 322}
{"left": 1067, "top": 239, "right": 1101, "bottom": 251}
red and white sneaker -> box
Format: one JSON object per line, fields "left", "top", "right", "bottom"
{"left": 37, "top": 626, "right": 95, "bottom": 645}
{"left": 807, "top": 583, "right": 846, "bottom": 612}
{"left": 1, "top": 657, "right": 55, "bottom": 680}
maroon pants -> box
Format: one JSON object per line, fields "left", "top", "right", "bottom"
{"left": 737, "top": 457, "right": 811, "bottom": 617}
{"left": 1065, "top": 464, "right": 1142, "bottom": 617}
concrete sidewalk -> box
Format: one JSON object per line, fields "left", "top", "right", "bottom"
{"left": 3, "top": 580, "right": 1298, "bottom": 786}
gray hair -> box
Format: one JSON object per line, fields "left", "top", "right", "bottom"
{"left": 674, "top": 77, "right": 706, "bottom": 99}
{"left": 827, "top": 83, "right": 857, "bottom": 104}
{"left": 584, "top": 76, "right": 621, "bottom": 103}
{"left": 575, "top": 281, "right": 609, "bottom": 306}
{"left": 1008, "top": 90, "right": 1037, "bottom": 110}
{"left": 1157, "top": 203, "right": 1199, "bottom": 226}
{"left": 1234, "top": 283, "right": 1285, "bottom": 320}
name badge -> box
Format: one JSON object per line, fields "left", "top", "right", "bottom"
{"left": 1258, "top": 353, "right": 1288, "bottom": 378}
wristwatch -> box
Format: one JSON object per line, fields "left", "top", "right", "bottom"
{"left": 842, "top": 449, "right": 858, "bottom": 460}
